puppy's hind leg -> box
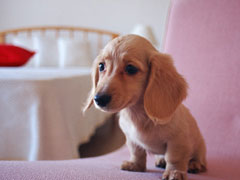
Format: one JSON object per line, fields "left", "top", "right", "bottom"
{"left": 188, "top": 143, "right": 207, "bottom": 174}
{"left": 155, "top": 155, "right": 166, "bottom": 169}
{"left": 188, "top": 158, "right": 207, "bottom": 174}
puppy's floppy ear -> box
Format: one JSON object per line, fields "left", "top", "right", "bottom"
{"left": 144, "top": 52, "right": 187, "bottom": 124}
{"left": 82, "top": 58, "right": 99, "bottom": 113}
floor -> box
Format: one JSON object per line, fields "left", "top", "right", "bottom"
{"left": 79, "top": 114, "right": 126, "bottom": 158}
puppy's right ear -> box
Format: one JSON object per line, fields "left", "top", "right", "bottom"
{"left": 144, "top": 52, "right": 187, "bottom": 124}
{"left": 82, "top": 58, "right": 99, "bottom": 113}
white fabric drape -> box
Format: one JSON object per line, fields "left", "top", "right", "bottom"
{"left": 0, "top": 68, "right": 108, "bottom": 160}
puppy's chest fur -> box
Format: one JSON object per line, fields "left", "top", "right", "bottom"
{"left": 119, "top": 109, "right": 172, "bottom": 155}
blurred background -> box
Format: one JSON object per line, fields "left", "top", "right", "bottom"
{"left": 0, "top": 0, "right": 171, "bottom": 160}
{"left": 0, "top": 0, "right": 170, "bottom": 49}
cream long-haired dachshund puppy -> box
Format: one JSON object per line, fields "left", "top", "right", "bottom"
{"left": 83, "top": 35, "right": 207, "bottom": 180}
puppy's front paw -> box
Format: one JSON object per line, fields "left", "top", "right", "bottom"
{"left": 121, "top": 161, "right": 146, "bottom": 172}
{"left": 162, "top": 170, "right": 187, "bottom": 180}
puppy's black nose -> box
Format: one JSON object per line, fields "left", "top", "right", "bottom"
{"left": 94, "top": 94, "right": 111, "bottom": 107}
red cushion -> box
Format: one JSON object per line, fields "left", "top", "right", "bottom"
{"left": 0, "top": 44, "right": 35, "bottom": 67}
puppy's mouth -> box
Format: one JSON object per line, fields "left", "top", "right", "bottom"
{"left": 95, "top": 105, "right": 122, "bottom": 113}
{"left": 94, "top": 93, "right": 131, "bottom": 113}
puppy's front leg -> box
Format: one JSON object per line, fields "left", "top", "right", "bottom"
{"left": 162, "top": 142, "right": 189, "bottom": 180}
{"left": 121, "top": 139, "right": 146, "bottom": 172}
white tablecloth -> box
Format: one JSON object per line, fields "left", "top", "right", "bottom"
{"left": 0, "top": 67, "right": 108, "bottom": 160}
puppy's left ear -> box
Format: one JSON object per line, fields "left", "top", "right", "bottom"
{"left": 82, "top": 58, "right": 99, "bottom": 113}
{"left": 144, "top": 52, "right": 188, "bottom": 124}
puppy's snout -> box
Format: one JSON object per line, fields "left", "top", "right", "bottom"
{"left": 94, "top": 94, "right": 112, "bottom": 107}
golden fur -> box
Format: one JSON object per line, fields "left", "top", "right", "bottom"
{"left": 84, "top": 35, "right": 207, "bottom": 180}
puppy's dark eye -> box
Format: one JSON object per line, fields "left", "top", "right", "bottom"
{"left": 99, "top": 63, "right": 105, "bottom": 72}
{"left": 125, "top": 64, "right": 138, "bottom": 75}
